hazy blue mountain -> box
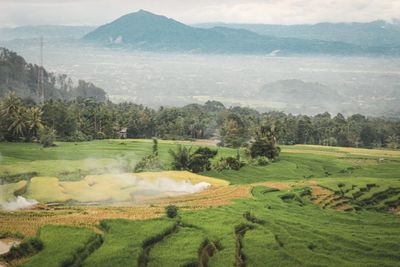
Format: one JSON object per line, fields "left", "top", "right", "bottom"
{"left": 196, "top": 21, "right": 400, "bottom": 48}
{"left": 0, "top": 25, "right": 96, "bottom": 40}
{"left": 83, "top": 10, "right": 371, "bottom": 55}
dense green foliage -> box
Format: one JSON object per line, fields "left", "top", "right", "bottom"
{"left": 165, "top": 205, "right": 178, "bottom": 218}
{"left": 249, "top": 124, "right": 281, "bottom": 159}
{"left": 169, "top": 146, "right": 218, "bottom": 173}
{"left": 1, "top": 93, "right": 399, "bottom": 149}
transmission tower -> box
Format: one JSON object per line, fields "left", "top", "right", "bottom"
{"left": 37, "top": 36, "right": 44, "bottom": 103}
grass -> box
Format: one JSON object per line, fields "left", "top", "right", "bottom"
{"left": 78, "top": 186, "right": 399, "bottom": 266}
{"left": 147, "top": 225, "right": 206, "bottom": 267}
{"left": 83, "top": 219, "right": 175, "bottom": 267}
{"left": 21, "top": 225, "right": 99, "bottom": 267}
{"left": 1, "top": 140, "right": 399, "bottom": 185}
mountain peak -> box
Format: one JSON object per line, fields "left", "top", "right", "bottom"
{"left": 136, "top": 9, "right": 154, "bottom": 15}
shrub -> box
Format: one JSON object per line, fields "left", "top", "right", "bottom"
{"left": 249, "top": 125, "right": 280, "bottom": 160}
{"left": 214, "top": 156, "right": 243, "bottom": 172}
{"left": 95, "top": 131, "right": 106, "bottom": 140}
{"left": 257, "top": 156, "right": 270, "bottom": 166}
{"left": 152, "top": 138, "right": 159, "bottom": 156}
{"left": 169, "top": 145, "right": 218, "bottom": 173}
{"left": 67, "top": 130, "right": 89, "bottom": 142}
{"left": 299, "top": 187, "right": 312, "bottom": 197}
{"left": 193, "top": 147, "right": 218, "bottom": 158}
{"left": 165, "top": 205, "right": 178, "bottom": 218}
{"left": 250, "top": 137, "right": 280, "bottom": 159}
{"left": 188, "top": 147, "right": 218, "bottom": 173}
{"left": 189, "top": 153, "right": 212, "bottom": 173}
{"left": 39, "top": 127, "right": 56, "bottom": 148}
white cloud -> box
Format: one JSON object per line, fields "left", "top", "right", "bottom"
{"left": 0, "top": 0, "right": 398, "bottom": 27}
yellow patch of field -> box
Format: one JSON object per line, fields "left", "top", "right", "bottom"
{"left": 336, "top": 147, "right": 400, "bottom": 158}
{"left": 25, "top": 177, "right": 69, "bottom": 203}
{"left": 282, "top": 148, "right": 345, "bottom": 157}
{"left": 292, "top": 145, "right": 400, "bottom": 158}
{"left": 0, "top": 181, "right": 27, "bottom": 201}
{"left": 7, "top": 171, "right": 229, "bottom": 204}
{"left": 134, "top": 171, "right": 230, "bottom": 187}
{"left": 0, "top": 206, "right": 163, "bottom": 236}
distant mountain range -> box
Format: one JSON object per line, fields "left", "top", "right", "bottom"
{"left": 196, "top": 20, "right": 400, "bottom": 48}
{"left": 0, "top": 25, "right": 95, "bottom": 40}
{"left": 2, "top": 11, "right": 399, "bottom": 56}
{"left": 83, "top": 10, "right": 398, "bottom": 56}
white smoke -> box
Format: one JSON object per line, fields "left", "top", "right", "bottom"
{"left": 115, "top": 175, "right": 211, "bottom": 194}
{"left": 136, "top": 177, "right": 211, "bottom": 194}
{"left": 1, "top": 196, "right": 38, "bottom": 211}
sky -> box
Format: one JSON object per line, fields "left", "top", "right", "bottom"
{"left": 0, "top": 0, "right": 399, "bottom": 27}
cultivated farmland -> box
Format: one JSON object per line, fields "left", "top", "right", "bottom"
{"left": 0, "top": 140, "right": 399, "bottom": 266}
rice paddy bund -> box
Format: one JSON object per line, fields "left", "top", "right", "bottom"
{"left": 0, "top": 139, "right": 400, "bottom": 267}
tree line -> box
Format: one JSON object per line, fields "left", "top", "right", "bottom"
{"left": 0, "top": 93, "right": 399, "bottom": 149}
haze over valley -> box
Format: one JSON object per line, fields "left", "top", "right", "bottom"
{"left": 1, "top": 39, "right": 399, "bottom": 116}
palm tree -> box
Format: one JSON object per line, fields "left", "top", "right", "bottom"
{"left": 8, "top": 107, "right": 27, "bottom": 137}
{"left": 169, "top": 145, "right": 192, "bottom": 170}
{"left": 26, "top": 107, "right": 44, "bottom": 139}
{"left": 0, "top": 92, "right": 21, "bottom": 118}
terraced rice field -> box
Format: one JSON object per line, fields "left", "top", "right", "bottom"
{"left": 0, "top": 140, "right": 399, "bottom": 266}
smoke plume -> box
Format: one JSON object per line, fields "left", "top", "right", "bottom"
{"left": 1, "top": 196, "right": 38, "bottom": 211}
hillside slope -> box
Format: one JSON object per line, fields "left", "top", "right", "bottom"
{"left": 0, "top": 47, "right": 107, "bottom": 101}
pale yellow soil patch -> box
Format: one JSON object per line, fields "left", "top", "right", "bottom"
{"left": 282, "top": 148, "right": 345, "bottom": 157}
{"left": 7, "top": 171, "right": 230, "bottom": 204}
{"left": 293, "top": 145, "right": 400, "bottom": 158}
{"left": 0, "top": 238, "right": 20, "bottom": 255}
{"left": 135, "top": 171, "right": 229, "bottom": 186}
{"left": 25, "top": 177, "right": 69, "bottom": 203}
